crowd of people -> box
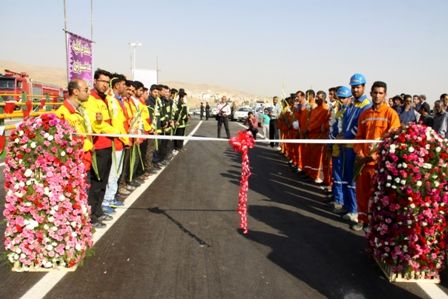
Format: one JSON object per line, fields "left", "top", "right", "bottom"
{"left": 55, "top": 69, "right": 189, "bottom": 228}
{"left": 53, "top": 69, "right": 447, "bottom": 232}
{"left": 263, "top": 73, "right": 447, "bottom": 232}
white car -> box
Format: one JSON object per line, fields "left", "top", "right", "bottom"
{"left": 233, "top": 107, "right": 253, "bottom": 122}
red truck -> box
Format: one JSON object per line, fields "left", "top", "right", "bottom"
{"left": 0, "top": 69, "right": 64, "bottom": 102}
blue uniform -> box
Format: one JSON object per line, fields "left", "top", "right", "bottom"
{"left": 329, "top": 104, "right": 351, "bottom": 206}
{"left": 342, "top": 95, "right": 371, "bottom": 213}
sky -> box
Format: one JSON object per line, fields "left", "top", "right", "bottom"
{"left": 1, "top": 0, "right": 447, "bottom": 101}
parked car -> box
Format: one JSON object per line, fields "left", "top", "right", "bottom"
{"left": 233, "top": 107, "right": 253, "bottom": 122}
{"left": 189, "top": 108, "right": 200, "bottom": 116}
{"left": 211, "top": 107, "right": 219, "bottom": 117}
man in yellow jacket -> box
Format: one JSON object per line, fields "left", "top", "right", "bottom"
{"left": 82, "top": 69, "right": 119, "bottom": 228}
{"left": 102, "top": 74, "right": 132, "bottom": 211}
{"left": 55, "top": 79, "right": 93, "bottom": 171}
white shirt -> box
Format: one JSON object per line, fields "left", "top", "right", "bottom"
{"left": 217, "top": 102, "right": 231, "bottom": 116}
{"left": 271, "top": 103, "right": 281, "bottom": 119}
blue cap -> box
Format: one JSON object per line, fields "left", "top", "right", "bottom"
{"left": 349, "top": 73, "right": 366, "bottom": 86}
{"left": 336, "top": 86, "right": 352, "bottom": 98}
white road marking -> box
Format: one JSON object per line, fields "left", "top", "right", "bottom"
{"left": 416, "top": 282, "right": 448, "bottom": 298}
{"left": 19, "top": 121, "right": 203, "bottom": 299}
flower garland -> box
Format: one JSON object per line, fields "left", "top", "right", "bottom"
{"left": 369, "top": 123, "right": 448, "bottom": 278}
{"left": 229, "top": 130, "right": 255, "bottom": 234}
{"left": 3, "top": 114, "right": 93, "bottom": 270}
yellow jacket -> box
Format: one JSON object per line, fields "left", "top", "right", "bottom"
{"left": 82, "top": 91, "right": 118, "bottom": 150}
{"left": 105, "top": 93, "right": 131, "bottom": 147}
{"left": 127, "top": 97, "right": 152, "bottom": 133}
{"left": 55, "top": 100, "right": 93, "bottom": 152}
{"left": 138, "top": 99, "right": 152, "bottom": 132}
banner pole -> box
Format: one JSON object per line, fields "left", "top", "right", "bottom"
{"left": 63, "top": 0, "right": 69, "bottom": 85}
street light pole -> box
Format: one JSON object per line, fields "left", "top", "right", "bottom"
{"left": 128, "top": 42, "right": 142, "bottom": 80}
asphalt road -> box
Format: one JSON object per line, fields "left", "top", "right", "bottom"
{"left": 0, "top": 119, "right": 447, "bottom": 298}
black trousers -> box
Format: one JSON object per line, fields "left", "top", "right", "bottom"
{"left": 159, "top": 138, "right": 169, "bottom": 161}
{"left": 174, "top": 127, "right": 186, "bottom": 149}
{"left": 145, "top": 138, "right": 155, "bottom": 172}
{"left": 135, "top": 141, "right": 147, "bottom": 177}
{"left": 88, "top": 147, "right": 112, "bottom": 222}
{"left": 217, "top": 116, "right": 230, "bottom": 138}
{"left": 269, "top": 119, "right": 279, "bottom": 146}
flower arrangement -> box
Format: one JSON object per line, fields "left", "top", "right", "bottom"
{"left": 3, "top": 113, "right": 93, "bottom": 271}
{"left": 369, "top": 123, "right": 448, "bottom": 280}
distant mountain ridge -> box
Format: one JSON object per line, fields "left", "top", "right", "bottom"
{"left": 0, "top": 60, "right": 269, "bottom": 107}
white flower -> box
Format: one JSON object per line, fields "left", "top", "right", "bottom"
{"left": 408, "top": 146, "right": 414, "bottom": 153}
{"left": 386, "top": 183, "right": 391, "bottom": 187}
{"left": 435, "top": 181, "right": 440, "bottom": 187}
{"left": 46, "top": 245, "right": 54, "bottom": 251}
{"left": 30, "top": 142, "right": 37, "bottom": 148}
{"left": 426, "top": 144, "right": 430, "bottom": 150}
{"left": 61, "top": 151, "right": 66, "bottom": 157}
{"left": 400, "top": 180, "right": 406, "bottom": 185}
{"left": 14, "top": 138, "right": 19, "bottom": 144}
{"left": 75, "top": 243, "right": 82, "bottom": 251}
{"left": 402, "top": 163, "right": 407, "bottom": 168}
{"left": 436, "top": 147, "right": 441, "bottom": 153}
{"left": 18, "top": 130, "right": 24, "bottom": 136}
{"left": 410, "top": 203, "right": 416, "bottom": 209}
{"left": 44, "top": 133, "right": 49, "bottom": 139}
{"left": 24, "top": 169, "right": 33, "bottom": 177}
{"left": 24, "top": 219, "right": 39, "bottom": 230}
{"left": 389, "top": 144, "right": 396, "bottom": 153}
{"left": 59, "top": 194, "right": 65, "bottom": 201}
{"left": 48, "top": 216, "right": 55, "bottom": 223}
{"left": 43, "top": 224, "right": 49, "bottom": 230}
{"left": 394, "top": 177, "right": 400, "bottom": 183}
{"left": 387, "top": 175, "right": 392, "bottom": 181}
{"left": 416, "top": 181, "right": 422, "bottom": 187}
{"left": 44, "top": 261, "right": 53, "bottom": 268}
{"left": 407, "top": 220, "right": 413, "bottom": 225}
{"left": 47, "top": 135, "right": 54, "bottom": 141}
{"left": 423, "top": 163, "right": 432, "bottom": 169}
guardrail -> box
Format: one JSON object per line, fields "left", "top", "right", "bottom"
{"left": 0, "top": 94, "right": 62, "bottom": 128}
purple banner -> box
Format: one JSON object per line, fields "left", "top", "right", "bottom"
{"left": 66, "top": 31, "right": 93, "bottom": 86}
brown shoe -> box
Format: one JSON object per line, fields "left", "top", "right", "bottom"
{"left": 118, "top": 187, "right": 131, "bottom": 195}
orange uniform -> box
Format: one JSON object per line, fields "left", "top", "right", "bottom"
{"left": 353, "top": 102, "right": 400, "bottom": 223}
{"left": 303, "top": 104, "right": 330, "bottom": 180}
{"left": 293, "top": 106, "right": 307, "bottom": 169}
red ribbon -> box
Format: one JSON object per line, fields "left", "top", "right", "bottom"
{"left": 229, "top": 130, "right": 255, "bottom": 234}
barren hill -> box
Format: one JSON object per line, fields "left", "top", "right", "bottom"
{"left": 0, "top": 60, "right": 269, "bottom": 107}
